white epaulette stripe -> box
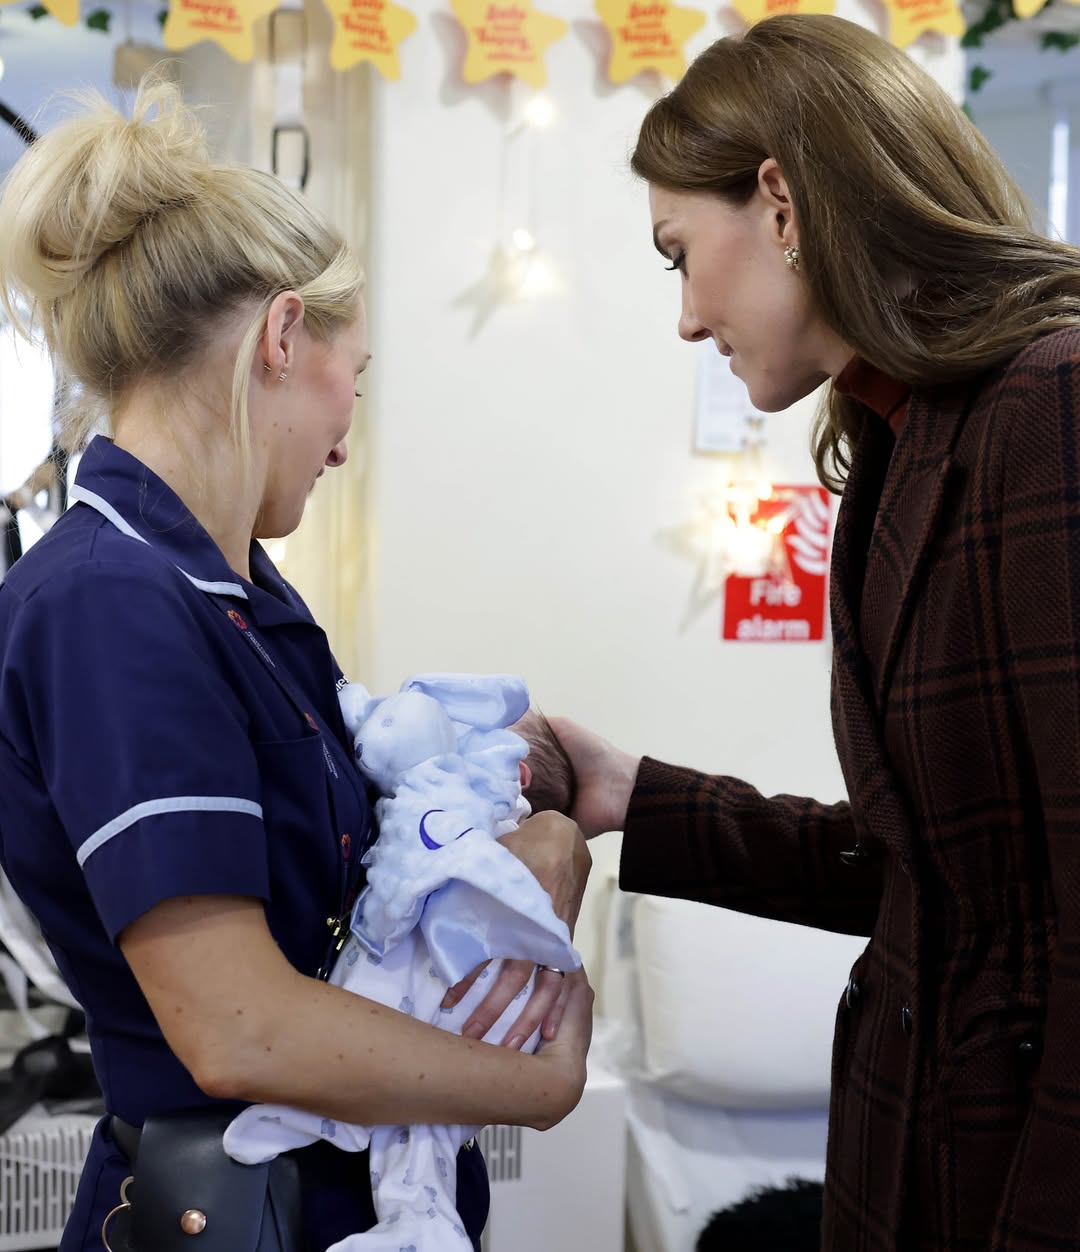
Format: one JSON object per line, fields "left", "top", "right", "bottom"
{"left": 76, "top": 796, "right": 263, "bottom": 868}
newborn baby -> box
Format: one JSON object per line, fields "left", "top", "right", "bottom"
{"left": 224, "top": 673, "right": 581, "bottom": 1252}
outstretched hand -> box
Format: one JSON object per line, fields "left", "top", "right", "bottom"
{"left": 545, "top": 716, "right": 641, "bottom": 839}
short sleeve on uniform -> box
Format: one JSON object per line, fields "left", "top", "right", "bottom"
{"left": 5, "top": 560, "right": 269, "bottom": 940}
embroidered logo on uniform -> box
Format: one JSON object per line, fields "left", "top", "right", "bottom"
{"left": 227, "top": 609, "right": 249, "bottom": 631}
{"left": 340, "top": 832, "right": 352, "bottom": 860}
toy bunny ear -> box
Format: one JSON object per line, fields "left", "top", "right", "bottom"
{"left": 338, "top": 682, "right": 380, "bottom": 737}
{"left": 403, "top": 673, "right": 530, "bottom": 730}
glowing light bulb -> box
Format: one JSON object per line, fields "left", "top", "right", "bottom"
{"left": 511, "top": 227, "right": 536, "bottom": 253}
{"left": 524, "top": 94, "right": 555, "bottom": 128}
{"left": 706, "top": 515, "right": 733, "bottom": 552}
{"left": 520, "top": 254, "right": 556, "bottom": 299}
{"left": 729, "top": 524, "right": 773, "bottom": 578}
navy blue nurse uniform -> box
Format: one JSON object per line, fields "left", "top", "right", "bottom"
{"left": 0, "top": 436, "right": 489, "bottom": 1252}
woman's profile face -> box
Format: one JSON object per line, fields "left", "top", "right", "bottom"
{"left": 649, "top": 179, "right": 851, "bottom": 412}
{"left": 255, "top": 298, "right": 369, "bottom": 539}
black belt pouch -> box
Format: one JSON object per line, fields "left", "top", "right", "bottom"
{"left": 105, "top": 1110, "right": 304, "bottom": 1252}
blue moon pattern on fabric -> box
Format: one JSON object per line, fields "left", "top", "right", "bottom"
{"left": 418, "top": 808, "right": 474, "bottom": 850}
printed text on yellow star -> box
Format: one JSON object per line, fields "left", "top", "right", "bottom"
{"left": 451, "top": 0, "right": 568, "bottom": 88}
{"left": 881, "top": 0, "right": 965, "bottom": 47}
{"left": 163, "top": 0, "right": 280, "bottom": 62}
{"left": 595, "top": 0, "right": 706, "bottom": 84}
{"left": 325, "top": 0, "right": 418, "bottom": 76}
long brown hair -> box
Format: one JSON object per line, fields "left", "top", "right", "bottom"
{"left": 631, "top": 15, "right": 1080, "bottom": 490}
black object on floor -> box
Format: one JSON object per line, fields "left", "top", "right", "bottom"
{"left": 0, "top": 1010, "right": 100, "bottom": 1136}
{"left": 696, "top": 1177, "right": 824, "bottom": 1251}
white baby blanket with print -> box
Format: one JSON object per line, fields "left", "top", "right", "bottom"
{"left": 224, "top": 673, "right": 580, "bottom": 1252}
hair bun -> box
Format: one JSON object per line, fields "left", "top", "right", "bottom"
{"left": 0, "top": 76, "right": 210, "bottom": 309}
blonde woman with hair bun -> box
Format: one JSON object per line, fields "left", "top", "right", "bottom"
{"left": 545, "top": 14, "right": 1080, "bottom": 1252}
{"left": 0, "top": 79, "right": 592, "bottom": 1252}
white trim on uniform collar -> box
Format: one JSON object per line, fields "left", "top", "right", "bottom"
{"left": 69, "top": 485, "right": 249, "bottom": 601}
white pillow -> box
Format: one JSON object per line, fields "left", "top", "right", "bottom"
{"left": 633, "top": 894, "right": 867, "bottom": 1109}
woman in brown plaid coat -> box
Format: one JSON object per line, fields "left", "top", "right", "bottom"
{"left": 549, "top": 14, "right": 1080, "bottom": 1252}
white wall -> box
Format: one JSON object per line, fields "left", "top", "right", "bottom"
{"left": 967, "top": 35, "right": 1080, "bottom": 242}
{"left": 0, "top": 5, "right": 251, "bottom": 176}
{"left": 0, "top": 0, "right": 964, "bottom": 982}
{"left": 361, "top": 3, "right": 963, "bottom": 975}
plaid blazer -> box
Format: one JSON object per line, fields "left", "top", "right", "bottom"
{"left": 621, "top": 327, "right": 1080, "bottom": 1251}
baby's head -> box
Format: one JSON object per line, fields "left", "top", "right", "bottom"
{"left": 513, "top": 709, "right": 575, "bottom": 816}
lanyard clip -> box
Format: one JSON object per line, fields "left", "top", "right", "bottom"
{"left": 317, "top": 915, "right": 349, "bottom": 981}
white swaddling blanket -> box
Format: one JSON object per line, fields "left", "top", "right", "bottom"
{"left": 224, "top": 672, "right": 581, "bottom": 1252}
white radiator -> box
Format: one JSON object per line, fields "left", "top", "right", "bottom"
{"left": 0, "top": 1113, "right": 98, "bottom": 1251}
{"left": 0, "top": 1068, "right": 628, "bottom": 1252}
{"left": 480, "top": 1064, "right": 627, "bottom": 1252}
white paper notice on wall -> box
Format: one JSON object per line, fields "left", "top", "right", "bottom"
{"left": 693, "top": 339, "right": 767, "bottom": 453}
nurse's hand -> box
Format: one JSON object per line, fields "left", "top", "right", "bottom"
{"left": 532, "top": 967, "right": 593, "bottom": 1127}
{"left": 441, "top": 812, "right": 591, "bottom": 1047}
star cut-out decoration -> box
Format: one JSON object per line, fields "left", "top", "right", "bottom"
{"left": 324, "top": 0, "right": 418, "bottom": 77}
{"left": 656, "top": 484, "right": 797, "bottom": 630}
{"left": 162, "top": 0, "right": 279, "bottom": 62}
{"left": 452, "top": 244, "right": 540, "bottom": 335}
{"left": 880, "top": 0, "right": 965, "bottom": 47}
{"left": 450, "top": 0, "right": 568, "bottom": 89}
{"left": 595, "top": 0, "right": 706, "bottom": 84}
{"left": 728, "top": 0, "right": 834, "bottom": 26}
{"left": 3, "top": 0, "right": 80, "bottom": 25}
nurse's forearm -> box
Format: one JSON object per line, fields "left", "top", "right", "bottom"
{"left": 120, "top": 893, "right": 589, "bottom": 1131}
{"left": 213, "top": 968, "right": 585, "bottom": 1130}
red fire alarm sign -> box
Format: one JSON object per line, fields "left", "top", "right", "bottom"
{"left": 722, "top": 486, "right": 832, "bottom": 642}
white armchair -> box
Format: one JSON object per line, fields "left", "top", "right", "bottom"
{"left": 590, "top": 866, "right": 867, "bottom": 1252}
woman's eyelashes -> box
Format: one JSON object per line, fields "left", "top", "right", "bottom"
{"left": 665, "top": 251, "right": 687, "bottom": 275}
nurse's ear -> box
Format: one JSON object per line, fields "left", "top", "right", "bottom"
{"left": 261, "top": 290, "right": 306, "bottom": 379}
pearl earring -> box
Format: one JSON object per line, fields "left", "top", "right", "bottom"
{"left": 784, "top": 246, "right": 801, "bottom": 271}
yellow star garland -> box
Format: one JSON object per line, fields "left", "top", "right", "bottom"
{"left": 880, "top": 0, "right": 965, "bottom": 47}
{"left": 595, "top": 0, "right": 706, "bottom": 83}
{"left": 163, "top": 0, "right": 279, "bottom": 61}
{"left": 324, "top": 0, "right": 418, "bottom": 76}
{"left": 451, "top": 0, "right": 568, "bottom": 88}
{"left": 728, "top": 0, "right": 834, "bottom": 27}
{"left": 1, "top": 0, "right": 79, "bottom": 25}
